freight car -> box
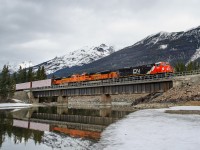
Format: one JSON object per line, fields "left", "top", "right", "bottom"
{"left": 15, "top": 62, "right": 174, "bottom": 90}
{"left": 16, "top": 79, "right": 52, "bottom": 91}
{"left": 53, "top": 62, "right": 174, "bottom": 85}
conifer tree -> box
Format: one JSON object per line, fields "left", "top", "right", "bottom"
{"left": 186, "top": 62, "right": 194, "bottom": 71}
{"left": 17, "top": 66, "right": 23, "bottom": 83}
{"left": 8, "top": 76, "right": 15, "bottom": 99}
{"left": 12, "top": 72, "right": 18, "bottom": 83}
{"left": 27, "top": 67, "right": 34, "bottom": 82}
{"left": 36, "top": 66, "right": 41, "bottom": 80}
{"left": 36, "top": 66, "right": 46, "bottom": 80}
{"left": 0, "top": 65, "right": 9, "bottom": 99}
{"left": 41, "top": 66, "right": 47, "bottom": 80}
{"left": 174, "top": 61, "right": 186, "bottom": 72}
{"left": 0, "top": 65, "right": 16, "bottom": 100}
{"left": 22, "top": 68, "right": 27, "bottom": 82}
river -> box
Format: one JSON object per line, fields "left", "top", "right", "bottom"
{"left": 0, "top": 104, "right": 200, "bottom": 150}
{"left": 0, "top": 104, "right": 134, "bottom": 149}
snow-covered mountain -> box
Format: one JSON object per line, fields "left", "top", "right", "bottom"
{"left": 8, "top": 26, "right": 200, "bottom": 77}
{"left": 5, "top": 61, "right": 33, "bottom": 73}
{"left": 6, "top": 44, "right": 114, "bottom": 74}
{"left": 51, "top": 25, "right": 200, "bottom": 77}
{"left": 131, "top": 26, "right": 200, "bottom": 64}
{"left": 31, "top": 44, "right": 114, "bottom": 74}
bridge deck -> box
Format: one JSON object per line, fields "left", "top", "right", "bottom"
{"left": 31, "top": 75, "right": 173, "bottom": 98}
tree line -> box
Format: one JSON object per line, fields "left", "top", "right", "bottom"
{"left": 13, "top": 66, "right": 47, "bottom": 84}
{"left": 174, "top": 61, "right": 200, "bottom": 72}
{"left": 1, "top": 60, "right": 200, "bottom": 101}
{"left": 0, "top": 65, "right": 47, "bottom": 101}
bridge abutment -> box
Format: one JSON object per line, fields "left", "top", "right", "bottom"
{"left": 25, "top": 91, "right": 39, "bottom": 103}
{"left": 100, "top": 94, "right": 112, "bottom": 105}
{"left": 57, "top": 96, "right": 68, "bottom": 105}
{"left": 57, "top": 106, "right": 68, "bottom": 114}
{"left": 99, "top": 106, "right": 112, "bottom": 117}
{"left": 32, "top": 97, "right": 39, "bottom": 103}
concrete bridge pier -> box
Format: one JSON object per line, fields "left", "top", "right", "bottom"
{"left": 57, "top": 96, "right": 68, "bottom": 105}
{"left": 99, "top": 106, "right": 112, "bottom": 117}
{"left": 100, "top": 94, "right": 112, "bottom": 105}
{"left": 57, "top": 106, "right": 68, "bottom": 115}
{"left": 31, "top": 96, "right": 39, "bottom": 103}
{"left": 26, "top": 91, "right": 39, "bottom": 103}
{"left": 26, "top": 107, "right": 39, "bottom": 118}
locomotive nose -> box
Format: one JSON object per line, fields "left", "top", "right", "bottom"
{"left": 168, "top": 66, "right": 174, "bottom": 73}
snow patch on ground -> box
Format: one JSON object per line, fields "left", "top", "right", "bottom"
{"left": 187, "top": 48, "right": 200, "bottom": 65}
{"left": 168, "top": 106, "right": 200, "bottom": 110}
{"left": 92, "top": 106, "right": 200, "bottom": 150}
{"left": 0, "top": 103, "right": 32, "bottom": 109}
{"left": 12, "top": 99, "right": 24, "bottom": 103}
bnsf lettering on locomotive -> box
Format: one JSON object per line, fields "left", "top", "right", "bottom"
{"left": 133, "top": 69, "right": 140, "bottom": 74}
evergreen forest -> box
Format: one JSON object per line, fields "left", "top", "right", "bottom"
{"left": 0, "top": 65, "right": 46, "bottom": 101}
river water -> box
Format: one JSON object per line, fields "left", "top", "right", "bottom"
{"left": 0, "top": 105, "right": 134, "bottom": 149}
{"left": 1, "top": 105, "right": 199, "bottom": 150}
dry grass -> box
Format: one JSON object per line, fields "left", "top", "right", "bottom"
{"left": 165, "top": 110, "right": 200, "bottom": 115}
{"left": 182, "top": 101, "right": 200, "bottom": 106}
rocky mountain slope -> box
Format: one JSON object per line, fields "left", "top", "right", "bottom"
{"left": 51, "top": 26, "right": 200, "bottom": 77}
{"left": 34, "top": 44, "right": 114, "bottom": 75}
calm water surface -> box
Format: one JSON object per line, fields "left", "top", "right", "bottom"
{"left": 0, "top": 105, "right": 134, "bottom": 149}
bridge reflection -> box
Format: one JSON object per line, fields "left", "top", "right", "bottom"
{"left": 11, "top": 106, "right": 134, "bottom": 140}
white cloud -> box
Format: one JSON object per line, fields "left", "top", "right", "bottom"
{"left": 0, "top": 0, "right": 200, "bottom": 68}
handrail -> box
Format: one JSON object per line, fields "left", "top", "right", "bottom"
{"left": 30, "top": 69, "right": 200, "bottom": 91}
{"left": 31, "top": 73, "right": 172, "bottom": 91}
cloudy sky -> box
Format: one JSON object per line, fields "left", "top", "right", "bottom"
{"left": 0, "top": 0, "right": 200, "bottom": 68}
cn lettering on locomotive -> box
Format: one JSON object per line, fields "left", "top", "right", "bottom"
{"left": 133, "top": 68, "right": 140, "bottom": 74}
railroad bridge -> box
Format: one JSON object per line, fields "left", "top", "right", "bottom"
{"left": 29, "top": 75, "right": 173, "bottom": 104}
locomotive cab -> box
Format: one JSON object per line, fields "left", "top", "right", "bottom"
{"left": 150, "top": 62, "right": 174, "bottom": 74}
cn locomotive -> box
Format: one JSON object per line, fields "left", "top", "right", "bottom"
{"left": 53, "top": 62, "right": 174, "bottom": 85}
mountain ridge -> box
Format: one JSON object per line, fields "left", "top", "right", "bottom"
{"left": 8, "top": 44, "right": 115, "bottom": 74}
{"left": 50, "top": 25, "right": 200, "bottom": 77}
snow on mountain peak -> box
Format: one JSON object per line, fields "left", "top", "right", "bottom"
{"left": 133, "top": 31, "right": 170, "bottom": 46}
{"left": 133, "top": 27, "right": 200, "bottom": 47}
{"left": 8, "top": 61, "right": 33, "bottom": 73}
{"left": 33, "top": 44, "right": 115, "bottom": 74}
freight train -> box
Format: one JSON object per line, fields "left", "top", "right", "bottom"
{"left": 52, "top": 61, "right": 174, "bottom": 85}
{"left": 15, "top": 62, "right": 174, "bottom": 91}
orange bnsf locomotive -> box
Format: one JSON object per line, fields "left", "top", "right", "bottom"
{"left": 53, "top": 62, "right": 174, "bottom": 85}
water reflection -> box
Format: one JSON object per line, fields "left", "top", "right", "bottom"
{"left": 0, "top": 111, "right": 44, "bottom": 149}
{"left": 0, "top": 105, "right": 134, "bottom": 149}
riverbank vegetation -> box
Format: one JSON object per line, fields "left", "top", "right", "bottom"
{"left": 174, "top": 61, "right": 200, "bottom": 72}
{"left": 13, "top": 66, "right": 47, "bottom": 84}
{"left": 0, "top": 65, "right": 47, "bottom": 101}
{"left": 0, "top": 65, "right": 15, "bottom": 101}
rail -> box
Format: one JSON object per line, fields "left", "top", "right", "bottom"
{"left": 30, "top": 69, "right": 200, "bottom": 91}
{"left": 31, "top": 73, "right": 173, "bottom": 91}
{"left": 174, "top": 69, "right": 200, "bottom": 76}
